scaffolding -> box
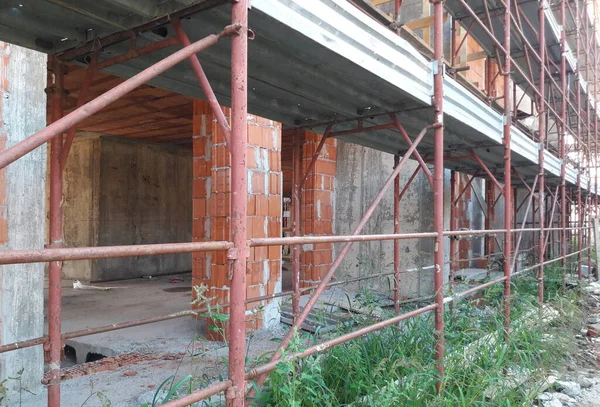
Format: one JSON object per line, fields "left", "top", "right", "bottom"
{"left": 0, "top": 0, "right": 598, "bottom": 406}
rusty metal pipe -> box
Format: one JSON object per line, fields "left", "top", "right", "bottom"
{"left": 48, "top": 57, "right": 64, "bottom": 407}
{"left": 511, "top": 175, "right": 538, "bottom": 272}
{"left": 172, "top": 19, "right": 231, "bottom": 146}
{"left": 160, "top": 380, "right": 233, "bottom": 407}
{"left": 255, "top": 123, "right": 436, "bottom": 389}
{"left": 0, "top": 25, "right": 240, "bottom": 170}
{"left": 394, "top": 154, "right": 401, "bottom": 314}
{"left": 228, "top": 1, "right": 248, "bottom": 405}
{"left": 432, "top": 0, "right": 445, "bottom": 384}
{"left": 502, "top": 0, "right": 513, "bottom": 343}
{"left": 390, "top": 115, "right": 433, "bottom": 186}
{"left": 0, "top": 241, "right": 233, "bottom": 265}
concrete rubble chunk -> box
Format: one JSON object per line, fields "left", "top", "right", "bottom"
{"left": 554, "top": 380, "right": 582, "bottom": 397}
{"left": 577, "top": 376, "right": 595, "bottom": 389}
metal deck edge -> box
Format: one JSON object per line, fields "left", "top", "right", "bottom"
{"left": 251, "top": 0, "right": 590, "bottom": 190}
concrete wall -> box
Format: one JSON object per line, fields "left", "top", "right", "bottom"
{"left": 62, "top": 136, "right": 101, "bottom": 281}
{"left": 334, "top": 141, "right": 451, "bottom": 298}
{"left": 62, "top": 136, "right": 192, "bottom": 281}
{"left": 0, "top": 43, "right": 47, "bottom": 400}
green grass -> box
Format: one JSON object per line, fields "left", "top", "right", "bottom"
{"left": 252, "top": 265, "right": 584, "bottom": 407}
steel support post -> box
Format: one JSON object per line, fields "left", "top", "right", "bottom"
{"left": 537, "top": 0, "right": 546, "bottom": 304}
{"left": 292, "top": 131, "right": 302, "bottom": 318}
{"left": 47, "top": 57, "right": 65, "bottom": 407}
{"left": 594, "top": 0, "right": 599, "bottom": 274}
{"left": 449, "top": 171, "right": 458, "bottom": 286}
{"left": 485, "top": 180, "right": 496, "bottom": 258}
{"left": 228, "top": 1, "right": 248, "bottom": 405}
{"left": 394, "top": 154, "right": 401, "bottom": 314}
{"left": 432, "top": 0, "right": 445, "bottom": 385}
{"left": 560, "top": 0, "right": 568, "bottom": 290}
{"left": 502, "top": 0, "right": 513, "bottom": 339}
{"left": 576, "top": 0, "right": 583, "bottom": 279}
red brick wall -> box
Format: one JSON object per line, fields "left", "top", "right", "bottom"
{"left": 192, "top": 100, "right": 282, "bottom": 339}
{"left": 299, "top": 130, "right": 336, "bottom": 287}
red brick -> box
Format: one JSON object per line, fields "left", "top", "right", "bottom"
{"left": 193, "top": 100, "right": 212, "bottom": 116}
{"left": 270, "top": 150, "right": 281, "bottom": 171}
{"left": 262, "top": 127, "right": 276, "bottom": 150}
{"left": 314, "top": 160, "right": 336, "bottom": 176}
{"left": 268, "top": 245, "right": 280, "bottom": 259}
{"left": 193, "top": 157, "right": 210, "bottom": 177}
{"left": 312, "top": 250, "right": 332, "bottom": 265}
{"left": 269, "top": 173, "right": 281, "bottom": 195}
{"left": 193, "top": 199, "right": 207, "bottom": 218}
{"left": 267, "top": 217, "right": 280, "bottom": 237}
{"left": 247, "top": 195, "right": 256, "bottom": 215}
{"left": 247, "top": 146, "right": 257, "bottom": 169}
{"left": 254, "top": 246, "right": 268, "bottom": 260}
{"left": 268, "top": 195, "right": 281, "bottom": 217}
{"left": 193, "top": 178, "right": 207, "bottom": 199}
{"left": 213, "top": 168, "right": 230, "bottom": 193}
{"left": 251, "top": 216, "right": 266, "bottom": 238}
{"left": 192, "top": 217, "right": 206, "bottom": 240}
{"left": 247, "top": 284, "right": 262, "bottom": 301}
{"left": 193, "top": 134, "right": 206, "bottom": 157}
{"left": 314, "top": 243, "right": 333, "bottom": 251}
{"left": 212, "top": 216, "right": 230, "bottom": 241}
{"left": 248, "top": 125, "right": 263, "bottom": 146}
{"left": 251, "top": 172, "right": 266, "bottom": 194}
{"left": 213, "top": 144, "right": 230, "bottom": 168}
{"left": 255, "top": 194, "right": 269, "bottom": 217}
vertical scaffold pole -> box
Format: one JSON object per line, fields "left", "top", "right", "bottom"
{"left": 560, "top": 0, "right": 568, "bottom": 289}
{"left": 228, "top": 1, "right": 248, "bottom": 406}
{"left": 537, "top": 0, "right": 546, "bottom": 304}
{"left": 432, "top": 0, "right": 445, "bottom": 387}
{"left": 394, "top": 154, "right": 401, "bottom": 315}
{"left": 502, "top": 0, "right": 513, "bottom": 338}
{"left": 48, "top": 57, "right": 65, "bottom": 407}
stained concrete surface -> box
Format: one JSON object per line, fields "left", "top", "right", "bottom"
{"left": 62, "top": 136, "right": 192, "bottom": 282}
{"left": 19, "top": 325, "right": 287, "bottom": 407}
{"left": 0, "top": 43, "right": 47, "bottom": 399}
{"left": 44, "top": 274, "right": 200, "bottom": 365}
{"left": 334, "top": 141, "right": 444, "bottom": 297}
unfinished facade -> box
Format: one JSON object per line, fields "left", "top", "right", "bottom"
{"left": 0, "top": 0, "right": 598, "bottom": 405}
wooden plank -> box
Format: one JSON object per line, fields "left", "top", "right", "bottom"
{"left": 369, "top": 0, "right": 393, "bottom": 5}
{"left": 404, "top": 13, "right": 448, "bottom": 31}
{"left": 466, "top": 50, "right": 488, "bottom": 62}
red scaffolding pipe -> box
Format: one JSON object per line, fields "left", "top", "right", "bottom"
{"left": 228, "top": 1, "right": 248, "bottom": 405}
{"left": 0, "top": 25, "right": 241, "bottom": 170}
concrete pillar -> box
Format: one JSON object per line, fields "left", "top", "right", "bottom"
{"left": 192, "top": 100, "right": 282, "bottom": 339}
{"left": 0, "top": 42, "right": 47, "bottom": 399}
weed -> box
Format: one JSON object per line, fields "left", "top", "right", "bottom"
{"left": 255, "top": 264, "right": 584, "bottom": 406}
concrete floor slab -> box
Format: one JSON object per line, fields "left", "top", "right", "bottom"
{"left": 44, "top": 273, "right": 201, "bottom": 364}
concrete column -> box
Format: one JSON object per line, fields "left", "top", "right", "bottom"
{"left": 0, "top": 42, "right": 47, "bottom": 399}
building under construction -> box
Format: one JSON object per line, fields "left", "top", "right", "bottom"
{"left": 0, "top": 0, "right": 598, "bottom": 405}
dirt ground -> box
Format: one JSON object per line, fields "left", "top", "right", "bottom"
{"left": 533, "top": 284, "right": 600, "bottom": 407}
{"left": 9, "top": 280, "right": 600, "bottom": 406}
